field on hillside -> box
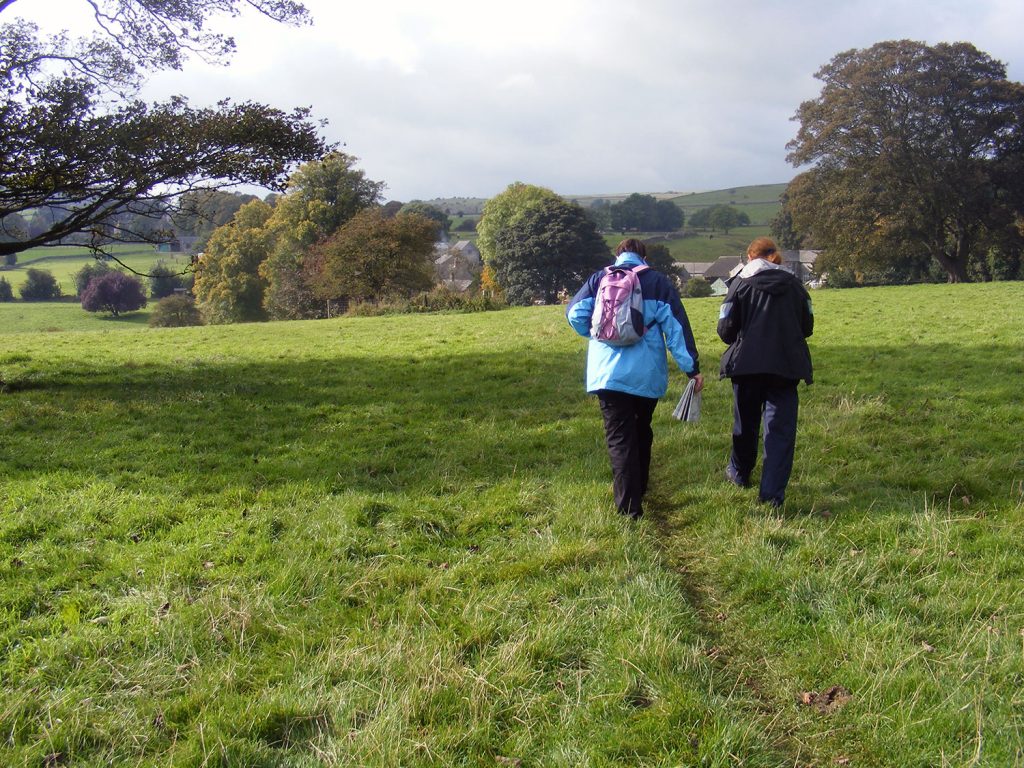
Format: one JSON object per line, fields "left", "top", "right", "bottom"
{"left": 1, "top": 283, "right": 1022, "bottom": 766}
{"left": 1, "top": 245, "right": 190, "bottom": 295}
{"left": 603, "top": 228, "right": 770, "bottom": 262}
{"left": 671, "top": 183, "right": 787, "bottom": 227}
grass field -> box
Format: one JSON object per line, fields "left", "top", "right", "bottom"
{"left": 603, "top": 227, "right": 770, "bottom": 263}
{"left": 2, "top": 282, "right": 1022, "bottom": 766}
{"left": 1, "top": 245, "right": 191, "bottom": 296}
{"left": 670, "top": 183, "right": 788, "bottom": 228}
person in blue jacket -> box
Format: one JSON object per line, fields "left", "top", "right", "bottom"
{"left": 567, "top": 239, "right": 703, "bottom": 519}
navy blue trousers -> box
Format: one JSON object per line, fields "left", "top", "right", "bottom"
{"left": 597, "top": 390, "right": 658, "bottom": 519}
{"left": 728, "top": 374, "right": 799, "bottom": 506}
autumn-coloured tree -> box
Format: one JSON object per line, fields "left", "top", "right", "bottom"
{"left": 306, "top": 210, "right": 438, "bottom": 306}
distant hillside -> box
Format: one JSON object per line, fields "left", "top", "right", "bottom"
{"left": 426, "top": 183, "right": 790, "bottom": 223}
{"left": 671, "top": 183, "right": 788, "bottom": 227}
{"left": 422, "top": 197, "right": 487, "bottom": 216}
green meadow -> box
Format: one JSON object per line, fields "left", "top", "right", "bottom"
{"left": 604, "top": 229, "right": 772, "bottom": 263}
{"left": 1, "top": 282, "right": 1022, "bottom": 766}
{"left": 2, "top": 245, "right": 189, "bottom": 296}
{"left": 670, "top": 184, "right": 787, "bottom": 227}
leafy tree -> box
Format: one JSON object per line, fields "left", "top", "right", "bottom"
{"left": 306, "top": 209, "right": 437, "bottom": 305}
{"left": 477, "top": 182, "right": 561, "bottom": 265}
{"left": 149, "top": 260, "right": 189, "bottom": 299}
{"left": 381, "top": 200, "right": 405, "bottom": 218}
{"left": 454, "top": 218, "right": 477, "bottom": 233}
{"left": 584, "top": 201, "right": 612, "bottom": 232}
{"left": 708, "top": 205, "right": 747, "bottom": 233}
{"left": 1, "top": 212, "right": 27, "bottom": 246}
{"left": 81, "top": 271, "right": 147, "bottom": 317}
{"left": 0, "top": 1, "right": 328, "bottom": 263}
{"left": 149, "top": 294, "right": 204, "bottom": 327}
{"left": 770, "top": 191, "right": 806, "bottom": 250}
{"left": 399, "top": 202, "right": 451, "bottom": 239}
{"left": 688, "top": 207, "right": 711, "bottom": 229}
{"left": 611, "top": 194, "right": 656, "bottom": 231}
{"left": 193, "top": 199, "right": 275, "bottom": 323}
{"left": 74, "top": 261, "right": 117, "bottom": 297}
{"left": 608, "top": 195, "right": 683, "bottom": 232}
{"left": 492, "top": 199, "right": 609, "bottom": 305}
{"left": 643, "top": 243, "right": 685, "bottom": 285}
{"left": 19, "top": 268, "right": 61, "bottom": 300}
{"left": 786, "top": 40, "right": 1024, "bottom": 283}
{"left": 192, "top": 153, "right": 384, "bottom": 322}
{"left": 654, "top": 200, "right": 685, "bottom": 231}
{"left": 258, "top": 152, "right": 385, "bottom": 319}
{"left": 0, "top": 276, "right": 13, "bottom": 301}
{"left": 682, "top": 276, "right": 713, "bottom": 298}
{"left": 173, "top": 190, "right": 261, "bottom": 244}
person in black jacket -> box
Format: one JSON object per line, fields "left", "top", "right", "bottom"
{"left": 717, "top": 237, "right": 813, "bottom": 508}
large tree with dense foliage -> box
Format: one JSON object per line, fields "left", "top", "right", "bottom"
{"left": 18, "top": 268, "right": 61, "bottom": 300}
{"left": 192, "top": 199, "right": 275, "bottom": 323}
{"left": 0, "top": 0, "right": 328, "bottom": 262}
{"left": 399, "top": 202, "right": 451, "bottom": 240}
{"left": 477, "top": 183, "right": 562, "bottom": 266}
{"left": 191, "top": 153, "right": 384, "bottom": 321}
{"left": 305, "top": 210, "right": 437, "bottom": 306}
{"left": 258, "top": 153, "right": 385, "bottom": 319}
{"left": 610, "top": 194, "right": 684, "bottom": 232}
{"left": 785, "top": 40, "right": 1024, "bottom": 283}
{"left": 492, "top": 199, "right": 609, "bottom": 305}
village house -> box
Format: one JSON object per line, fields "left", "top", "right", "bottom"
{"left": 779, "top": 250, "right": 820, "bottom": 282}
{"left": 434, "top": 239, "right": 482, "bottom": 292}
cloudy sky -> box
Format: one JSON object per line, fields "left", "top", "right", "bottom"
{"left": 16, "top": 0, "right": 1024, "bottom": 202}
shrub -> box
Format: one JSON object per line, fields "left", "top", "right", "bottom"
{"left": 148, "top": 294, "right": 204, "bottom": 327}
{"left": 683, "top": 277, "right": 713, "bottom": 298}
{"left": 81, "top": 271, "right": 147, "bottom": 317}
{"left": 74, "top": 261, "right": 116, "bottom": 296}
{"left": 0, "top": 276, "right": 13, "bottom": 301}
{"left": 149, "top": 261, "right": 190, "bottom": 299}
{"left": 19, "top": 268, "right": 61, "bottom": 300}
{"left": 346, "top": 286, "right": 507, "bottom": 316}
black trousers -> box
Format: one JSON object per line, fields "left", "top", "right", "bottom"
{"left": 729, "top": 374, "right": 799, "bottom": 506}
{"left": 597, "top": 389, "right": 659, "bottom": 519}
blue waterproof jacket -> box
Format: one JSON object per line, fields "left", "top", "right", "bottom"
{"left": 566, "top": 252, "right": 700, "bottom": 399}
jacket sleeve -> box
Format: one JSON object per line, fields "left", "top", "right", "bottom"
{"left": 717, "top": 281, "right": 742, "bottom": 344}
{"left": 655, "top": 281, "right": 700, "bottom": 375}
{"left": 566, "top": 272, "right": 600, "bottom": 338}
{"left": 801, "top": 286, "right": 814, "bottom": 338}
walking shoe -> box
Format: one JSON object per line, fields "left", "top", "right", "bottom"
{"left": 758, "top": 496, "right": 783, "bottom": 510}
{"left": 725, "top": 466, "right": 750, "bottom": 488}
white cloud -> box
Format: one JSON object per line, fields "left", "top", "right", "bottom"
{"left": 8, "top": 0, "right": 1024, "bottom": 200}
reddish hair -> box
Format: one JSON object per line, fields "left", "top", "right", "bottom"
{"left": 747, "top": 237, "right": 782, "bottom": 265}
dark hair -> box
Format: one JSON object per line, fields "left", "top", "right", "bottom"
{"left": 615, "top": 238, "right": 647, "bottom": 259}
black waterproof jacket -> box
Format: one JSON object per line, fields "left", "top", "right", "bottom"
{"left": 717, "top": 262, "right": 814, "bottom": 383}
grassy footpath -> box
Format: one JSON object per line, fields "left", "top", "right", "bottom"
{"left": 1, "top": 283, "right": 1023, "bottom": 766}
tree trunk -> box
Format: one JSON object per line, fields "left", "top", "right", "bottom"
{"left": 933, "top": 238, "right": 971, "bottom": 283}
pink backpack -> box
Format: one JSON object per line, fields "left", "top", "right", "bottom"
{"left": 590, "top": 264, "right": 649, "bottom": 346}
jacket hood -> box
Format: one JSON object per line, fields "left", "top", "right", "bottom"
{"left": 614, "top": 252, "right": 646, "bottom": 268}
{"left": 739, "top": 259, "right": 793, "bottom": 295}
